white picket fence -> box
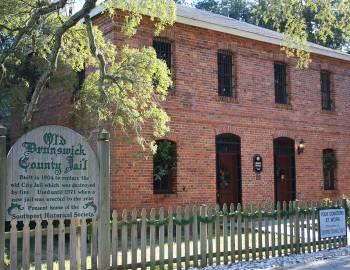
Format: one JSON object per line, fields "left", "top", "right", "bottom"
{"left": 3, "top": 199, "right": 348, "bottom": 270}
{"left": 5, "top": 219, "right": 94, "bottom": 270}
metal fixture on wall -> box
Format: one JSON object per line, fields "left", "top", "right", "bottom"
{"left": 298, "top": 139, "right": 305, "bottom": 154}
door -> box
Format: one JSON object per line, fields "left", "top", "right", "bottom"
{"left": 216, "top": 134, "right": 242, "bottom": 206}
{"left": 274, "top": 137, "right": 296, "bottom": 203}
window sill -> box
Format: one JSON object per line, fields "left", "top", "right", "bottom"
{"left": 275, "top": 103, "right": 293, "bottom": 110}
{"left": 320, "top": 109, "right": 336, "bottom": 115}
{"left": 153, "top": 192, "right": 176, "bottom": 196}
{"left": 323, "top": 189, "right": 337, "bottom": 192}
{"left": 217, "top": 96, "right": 238, "bottom": 104}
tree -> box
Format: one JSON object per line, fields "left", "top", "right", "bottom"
{"left": 195, "top": 0, "right": 256, "bottom": 24}
{"left": 0, "top": 0, "right": 176, "bottom": 151}
{"left": 195, "top": 0, "right": 221, "bottom": 14}
{"left": 195, "top": 0, "right": 350, "bottom": 68}
{"left": 174, "top": 0, "right": 187, "bottom": 4}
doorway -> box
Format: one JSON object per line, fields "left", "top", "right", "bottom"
{"left": 273, "top": 137, "right": 296, "bottom": 203}
{"left": 216, "top": 134, "right": 242, "bottom": 206}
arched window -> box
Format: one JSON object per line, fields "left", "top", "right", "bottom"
{"left": 323, "top": 149, "right": 336, "bottom": 190}
{"left": 216, "top": 133, "right": 240, "bottom": 154}
{"left": 153, "top": 140, "right": 177, "bottom": 194}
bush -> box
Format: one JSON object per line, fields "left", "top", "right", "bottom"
{"left": 4, "top": 254, "right": 10, "bottom": 266}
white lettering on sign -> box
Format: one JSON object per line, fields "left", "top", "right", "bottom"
{"left": 319, "top": 208, "right": 346, "bottom": 239}
{"left": 6, "top": 126, "right": 99, "bottom": 221}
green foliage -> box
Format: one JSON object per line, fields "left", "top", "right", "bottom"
{"left": 153, "top": 140, "right": 177, "bottom": 182}
{"left": 104, "top": 0, "right": 176, "bottom": 36}
{"left": 75, "top": 46, "right": 172, "bottom": 151}
{"left": 195, "top": 0, "right": 221, "bottom": 13}
{"left": 195, "top": 0, "right": 350, "bottom": 68}
{"left": 0, "top": 0, "right": 176, "bottom": 151}
{"left": 3, "top": 254, "right": 9, "bottom": 266}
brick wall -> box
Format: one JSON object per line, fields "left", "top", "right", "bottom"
{"left": 18, "top": 12, "right": 350, "bottom": 212}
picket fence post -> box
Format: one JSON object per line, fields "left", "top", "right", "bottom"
{"left": 111, "top": 211, "right": 118, "bottom": 270}
{"left": 0, "top": 125, "right": 7, "bottom": 270}
{"left": 159, "top": 208, "right": 165, "bottom": 270}
{"left": 191, "top": 206, "right": 198, "bottom": 267}
{"left": 97, "top": 129, "right": 111, "bottom": 270}
{"left": 23, "top": 220, "right": 30, "bottom": 270}
{"left": 341, "top": 198, "right": 348, "bottom": 246}
{"left": 199, "top": 206, "right": 207, "bottom": 267}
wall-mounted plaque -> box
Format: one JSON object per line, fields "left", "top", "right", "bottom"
{"left": 253, "top": 154, "right": 263, "bottom": 173}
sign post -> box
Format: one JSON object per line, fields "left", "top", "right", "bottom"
{"left": 5, "top": 126, "right": 99, "bottom": 221}
{"left": 0, "top": 125, "right": 6, "bottom": 269}
{"left": 319, "top": 208, "right": 347, "bottom": 240}
{"left": 98, "top": 130, "right": 111, "bottom": 270}
{"left": 4, "top": 125, "right": 103, "bottom": 268}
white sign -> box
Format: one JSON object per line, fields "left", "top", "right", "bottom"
{"left": 319, "top": 208, "right": 347, "bottom": 239}
{"left": 6, "top": 126, "right": 99, "bottom": 221}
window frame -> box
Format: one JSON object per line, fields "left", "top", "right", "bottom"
{"left": 323, "top": 149, "right": 336, "bottom": 191}
{"left": 153, "top": 139, "right": 177, "bottom": 195}
{"left": 320, "top": 70, "right": 333, "bottom": 111}
{"left": 217, "top": 50, "right": 234, "bottom": 98}
{"left": 153, "top": 38, "right": 173, "bottom": 71}
{"left": 274, "top": 62, "right": 289, "bottom": 105}
{"left": 153, "top": 37, "right": 174, "bottom": 93}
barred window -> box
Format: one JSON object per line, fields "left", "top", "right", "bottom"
{"left": 218, "top": 51, "right": 233, "bottom": 97}
{"left": 153, "top": 39, "right": 172, "bottom": 70}
{"left": 321, "top": 71, "right": 332, "bottom": 111}
{"left": 323, "top": 149, "right": 336, "bottom": 190}
{"left": 153, "top": 140, "right": 177, "bottom": 194}
{"left": 274, "top": 62, "right": 288, "bottom": 104}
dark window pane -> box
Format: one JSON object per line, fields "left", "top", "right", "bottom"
{"left": 153, "top": 39, "right": 172, "bottom": 69}
{"left": 321, "top": 71, "right": 332, "bottom": 111}
{"left": 72, "top": 69, "right": 85, "bottom": 102}
{"left": 274, "top": 62, "right": 288, "bottom": 104}
{"left": 153, "top": 140, "right": 177, "bottom": 194}
{"left": 323, "top": 149, "right": 336, "bottom": 190}
{"left": 218, "top": 52, "right": 233, "bottom": 97}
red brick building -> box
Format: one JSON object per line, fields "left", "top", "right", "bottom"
{"left": 19, "top": 5, "right": 350, "bottom": 211}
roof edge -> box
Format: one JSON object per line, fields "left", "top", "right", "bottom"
{"left": 90, "top": 5, "right": 350, "bottom": 63}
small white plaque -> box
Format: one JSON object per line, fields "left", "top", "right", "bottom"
{"left": 6, "top": 126, "right": 99, "bottom": 221}
{"left": 319, "top": 208, "right": 347, "bottom": 239}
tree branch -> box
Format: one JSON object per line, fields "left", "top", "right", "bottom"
{"left": 22, "top": 0, "right": 98, "bottom": 126}
{"left": 84, "top": 14, "right": 109, "bottom": 107}
{"left": 84, "top": 15, "right": 107, "bottom": 77}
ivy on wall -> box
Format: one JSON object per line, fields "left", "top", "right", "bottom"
{"left": 323, "top": 151, "right": 337, "bottom": 171}
{"left": 153, "top": 140, "right": 177, "bottom": 182}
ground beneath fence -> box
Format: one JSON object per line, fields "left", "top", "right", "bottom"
{"left": 189, "top": 247, "right": 350, "bottom": 270}
{"left": 273, "top": 254, "right": 350, "bottom": 270}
